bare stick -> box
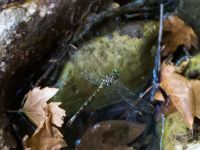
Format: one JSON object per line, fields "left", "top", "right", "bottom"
{"left": 151, "top": 3, "right": 164, "bottom": 101}
{"left": 157, "top": 3, "right": 164, "bottom": 74}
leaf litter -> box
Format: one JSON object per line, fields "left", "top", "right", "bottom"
{"left": 21, "top": 87, "right": 66, "bottom": 127}
{"left": 13, "top": 13, "right": 200, "bottom": 149}
{"left": 20, "top": 87, "right": 67, "bottom": 150}
{"left": 23, "top": 104, "right": 67, "bottom": 150}
{"left": 162, "top": 15, "right": 199, "bottom": 56}
{"left": 158, "top": 62, "right": 195, "bottom": 129}
{"left": 76, "top": 120, "right": 145, "bottom": 150}
{"left": 154, "top": 15, "right": 200, "bottom": 131}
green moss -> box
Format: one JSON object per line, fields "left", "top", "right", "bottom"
{"left": 143, "top": 21, "right": 159, "bottom": 40}
{"left": 52, "top": 21, "right": 159, "bottom": 114}
{"left": 162, "top": 112, "right": 188, "bottom": 150}
{"left": 185, "top": 54, "right": 200, "bottom": 78}
{"left": 76, "top": 33, "right": 144, "bottom": 86}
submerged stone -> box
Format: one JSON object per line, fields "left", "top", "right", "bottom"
{"left": 76, "top": 120, "right": 145, "bottom": 150}
{"left": 162, "top": 112, "right": 189, "bottom": 150}
{"left": 184, "top": 54, "right": 200, "bottom": 79}
{"left": 159, "top": 111, "right": 200, "bottom": 150}
{"left": 52, "top": 21, "right": 158, "bottom": 114}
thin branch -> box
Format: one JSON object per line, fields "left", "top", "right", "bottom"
{"left": 151, "top": 3, "right": 164, "bottom": 101}
{"left": 157, "top": 3, "right": 164, "bottom": 74}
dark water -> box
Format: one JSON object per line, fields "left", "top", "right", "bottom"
{"left": 5, "top": 0, "right": 180, "bottom": 149}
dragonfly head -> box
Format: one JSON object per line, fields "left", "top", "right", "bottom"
{"left": 111, "top": 68, "right": 120, "bottom": 79}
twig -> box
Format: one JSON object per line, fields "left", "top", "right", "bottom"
{"left": 151, "top": 3, "right": 164, "bottom": 101}
{"left": 71, "top": 1, "right": 156, "bottom": 43}
{"left": 157, "top": 3, "right": 164, "bottom": 74}
{"left": 119, "top": 85, "right": 155, "bottom": 119}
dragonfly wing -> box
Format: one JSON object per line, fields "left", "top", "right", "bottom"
{"left": 103, "top": 80, "right": 155, "bottom": 113}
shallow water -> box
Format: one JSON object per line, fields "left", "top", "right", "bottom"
{"left": 6, "top": 1, "right": 182, "bottom": 149}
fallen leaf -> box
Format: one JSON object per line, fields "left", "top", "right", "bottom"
{"left": 47, "top": 102, "right": 66, "bottom": 127}
{"left": 159, "top": 63, "right": 195, "bottom": 129}
{"left": 154, "top": 90, "right": 165, "bottom": 102}
{"left": 23, "top": 106, "right": 67, "bottom": 150}
{"left": 189, "top": 80, "right": 200, "bottom": 119}
{"left": 154, "top": 90, "right": 176, "bottom": 115}
{"left": 21, "top": 87, "right": 66, "bottom": 127}
{"left": 76, "top": 120, "right": 145, "bottom": 150}
{"left": 162, "top": 15, "right": 198, "bottom": 56}
{"left": 162, "top": 99, "right": 177, "bottom": 115}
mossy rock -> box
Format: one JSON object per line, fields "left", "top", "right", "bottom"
{"left": 184, "top": 54, "right": 200, "bottom": 79}
{"left": 52, "top": 21, "right": 158, "bottom": 114}
{"left": 159, "top": 112, "right": 200, "bottom": 150}
{"left": 157, "top": 54, "right": 200, "bottom": 150}
{"left": 162, "top": 112, "right": 189, "bottom": 150}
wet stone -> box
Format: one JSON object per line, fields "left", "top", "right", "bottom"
{"left": 51, "top": 21, "right": 158, "bottom": 114}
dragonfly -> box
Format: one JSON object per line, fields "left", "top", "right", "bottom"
{"left": 66, "top": 44, "right": 154, "bottom": 127}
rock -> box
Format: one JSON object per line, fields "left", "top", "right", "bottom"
{"left": 184, "top": 54, "right": 200, "bottom": 79}
{"left": 0, "top": 0, "right": 110, "bottom": 110}
{"left": 176, "top": 0, "right": 200, "bottom": 38}
{"left": 162, "top": 112, "right": 189, "bottom": 150}
{"left": 0, "top": 115, "right": 17, "bottom": 150}
{"left": 159, "top": 111, "right": 200, "bottom": 150}
{"left": 52, "top": 21, "right": 158, "bottom": 114}
{"left": 0, "top": 0, "right": 109, "bottom": 148}
{"left": 186, "top": 143, "right": 200, "bottom": 150}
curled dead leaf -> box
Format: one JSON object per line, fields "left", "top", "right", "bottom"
{"left": 47, "top": 102, "right": 66, "bottom": 127}
{"left": 23, "top": 108, "right": 67, "bottom": 150}
{"left": 189, "top": 80, "right": 200, "bottom": 120}
{"left": 163, "top": 100, "right": 177, "bottom": 115}
{"left": 76, "top": 120, "right": 145, "bottom": 150}
{"left": 162, "top": 15, "right": 198, "bottom": 56}
{"left": 154, "top": 90, "right": 176, "bottom": 115}
{"left": 21, "top": 87, "right": 66, "bottom": 127}
{"left": 159, "top": 63, "right": 195, "bottom": 130}
{"left": 154, "top": 90, "right": 165, "bottom": 102}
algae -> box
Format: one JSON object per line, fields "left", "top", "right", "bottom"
{"left": 184, "top": 54, "right": 200, "bottom": 78}
{"left": 162, "top": 112, "right": 189, "bottom": 150}
{"left": 52, "top": 21, "right": 158, "bottom": 114}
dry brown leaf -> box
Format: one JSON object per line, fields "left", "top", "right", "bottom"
{"left": 21, "top": 87, "right": 66, "bottom": 127}
{"left": 154, "top": 90, "right": 176, "bottom": 115}
{"left": 159, "top": 63, "right": 195, "bottom": 129}
{"left": 76, "top": 120, "right": 145, "bottom": 150}
{"left": 189, "top": 80, "right": 200, "bottom": 119}
{"left": 162, "top": 15, "right": 198, "bottom": 56}
{"left": 48, "top": 102, "right": 65, "bottom": 127}
{"left": 154, "top": 90, "right": 165, "bottom": 102}
{"left": 23, "top": 108, "right": 67, "bottom": 150}
{"left": 163, "top": 100, "right": 177, "bottom": 115}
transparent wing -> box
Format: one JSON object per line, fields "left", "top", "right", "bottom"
{"left": 73, "top": 48, "right": 153, "bottom": 112}
{"left": 105, "top": 79, "right": 154, "bottom": 113}
{"left": 66, "top": 44, "right": 154, "bottom": 126}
